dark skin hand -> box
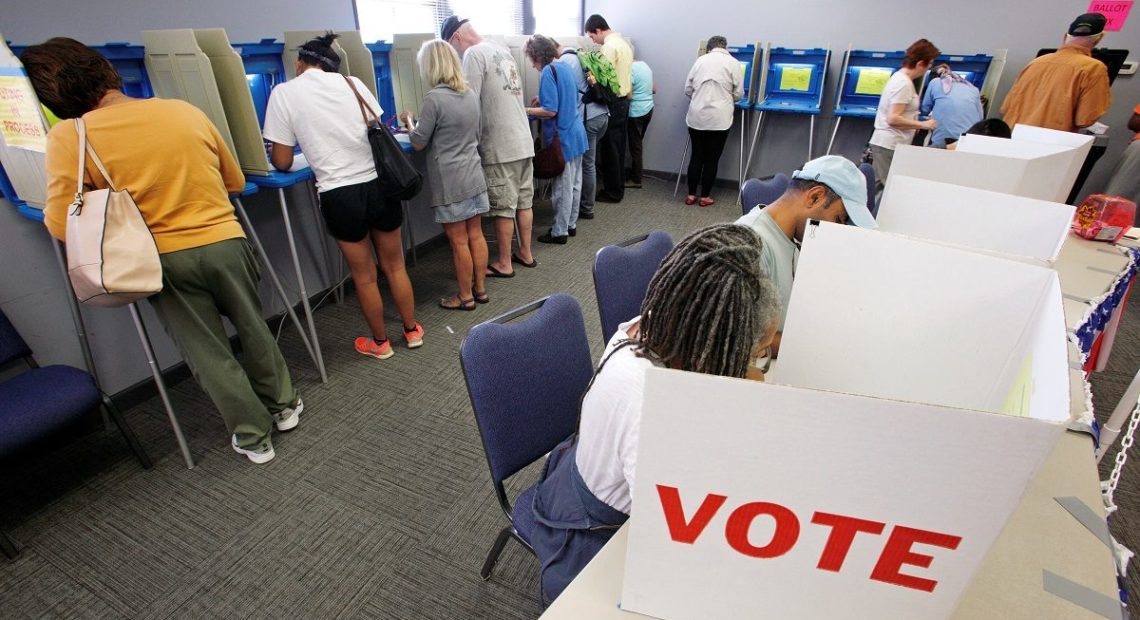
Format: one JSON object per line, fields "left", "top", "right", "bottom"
{"left": 1129, "top": 111, "right": 1140, "bottom": 134}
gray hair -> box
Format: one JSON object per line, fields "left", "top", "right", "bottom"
{"left": 1065, "top": 33, "right": 1104, "bottom": 48}
{"left": 525, "top": 34, "right": 559, "bottom": 67}
{"left": 706, "top": 36, "right": 728, "bottom": 52}
{"left": 638, "top": 223, "right": 781, "bottom": 378}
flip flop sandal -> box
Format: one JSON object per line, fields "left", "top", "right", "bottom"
{"left": 473, "top": 290, "right": 490, "bottom": 304}
{"left": 439, "top": 295, "right": 476, "bottom": 311}
{"left": 511, "top": 253, "right": 538, "bottom": 268}
{"left": 699, "top": 197, "right": 716, "bottom": 207}
{"left": 485, "top": 264, "right": 515, "bottom": 278}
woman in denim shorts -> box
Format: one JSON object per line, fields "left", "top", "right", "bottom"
{"left": 402, "top": 39, "right": 491, "bottom": 310}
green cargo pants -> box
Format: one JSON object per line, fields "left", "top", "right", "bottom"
{"left": 148, "top": 237, "right": 296, "bottom": 449}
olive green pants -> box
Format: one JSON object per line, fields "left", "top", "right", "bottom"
{"left": 148, "top": 238, "right": 296, "bottom": 448}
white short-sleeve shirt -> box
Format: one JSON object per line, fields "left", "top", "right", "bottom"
{"left": 575, "top": 319, "right": 653, "bottom": 515}
{"left": 869, "top": 69, "right": 919, "bottom": 150}
{"left": 263, "top": 68, "right": 382, "bottom": 191}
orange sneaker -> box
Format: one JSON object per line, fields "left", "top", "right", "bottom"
{"left": 403, "top": 322, "right": 424, "bottom": 349}
{"left": 354, "top": 336, "right": 394, "bottom": 359}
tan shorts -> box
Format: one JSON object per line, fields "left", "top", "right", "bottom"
{"left": 483, "top": 158, "right": 534, "bottom": 218}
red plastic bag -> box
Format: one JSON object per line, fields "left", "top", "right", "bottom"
{"left": 1072, "top": 194, "right": 1137, "bottom": 243}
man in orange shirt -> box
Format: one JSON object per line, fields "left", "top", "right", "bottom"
{"left": 1001, "top": 13, "right": 1112, "bottom": 132}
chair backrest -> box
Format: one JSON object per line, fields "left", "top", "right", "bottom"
{"left": 741, "top": 173, "right": 789, "bottom": 215}
{"left": 0, "top": 306, "right": 31, "bottom": 367}
{"left": 593, "top": 231, "right": 675, "bottom": 342}
{"left": 859, "top": 162, "right": 878, "bottom": 218}
{"left": 460, "top": 293, "right": 594, "bottom": 489}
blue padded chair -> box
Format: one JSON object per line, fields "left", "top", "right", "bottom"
{"left": 740, "top": 173, "right": 790, "bottom": 215}
{"left": 859, "top": 162, "right": 878, "bottom": 219}
{"left": 0, "top": 307, "right": 151, "bottom": 559}
{"left": 459, "top": 293, "right": 595, "bottom": 581}
{"left": 593, "top": 231, "right": 674, "bottom": 343}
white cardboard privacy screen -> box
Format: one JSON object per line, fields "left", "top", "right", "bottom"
{"left": 954, "top": 134, "right": 1083, "bottom": 203}
{"left": 887, "top": 145, "right": 1071, "bottom": 203}
{"left": 876, "top": 175, "right": 1075, "bottom": 263}
{"left": 769, "top": 222, "right": 1070, "bottom": 423}
{"left": 1010, "top": 124, "right": 1094, "bottom": 198}
{"left": 621, "top": 369, "right": 1063, "bottom": 620}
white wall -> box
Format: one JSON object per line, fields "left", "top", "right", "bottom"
{"left": 584, "top": 0, "right": 1139, "bottom": 198}
{"left": 1, "top": 0, "right": 358, "bottom": 45}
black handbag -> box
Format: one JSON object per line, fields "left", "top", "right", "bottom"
{"left": 533, "top": 65, "right": 567, "bottom": 180}
{"left": 344, "top": 76, "right": 423, "bottom": 201}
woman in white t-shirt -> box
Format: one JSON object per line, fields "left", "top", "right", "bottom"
{"left": 529, "top": 223, "right": 782, "bottom": 602}
{"left": 264, "top": 33, "right": 421, "bottom": 361}
{"left": 868, "top": 38, "right": 940, "bottom": 198}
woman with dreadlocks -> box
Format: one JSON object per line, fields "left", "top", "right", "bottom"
{"left": 263, "top": 32, "right": 423, "bottom": 360}
{"left": 529, "top": 223, "right": 782, "bottom": 602}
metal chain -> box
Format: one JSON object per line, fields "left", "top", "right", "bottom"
{"left": 1104, "top": 396, "right": 1140, "bottom": 514}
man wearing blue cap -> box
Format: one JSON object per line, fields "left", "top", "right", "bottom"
{"left": 736, "top": 155, "right": 876, "bottom": 355}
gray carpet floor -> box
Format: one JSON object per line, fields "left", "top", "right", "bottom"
{"left": 2, "top": 177, "right": 1139, "bottom": 618}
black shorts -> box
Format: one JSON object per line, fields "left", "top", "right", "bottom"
{"left": 317, "top": 178, "right": 403, "bottom": 242}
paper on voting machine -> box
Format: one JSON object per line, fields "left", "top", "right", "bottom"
{"left": 621, "top": 223, "right": 1069, "bottom": 620}
{"left": 877, "top": 175, "right": 1075, "bottom": 264}
{"left": 886, "top": 134, "right": 1086, "bottom": 204}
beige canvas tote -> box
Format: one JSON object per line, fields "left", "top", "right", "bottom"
{"left": 64, "top": 117, "right": 162, "bottom": 306}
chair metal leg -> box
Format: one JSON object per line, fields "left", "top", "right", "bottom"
{"left": 0, "top": 528, "right": 17, "bottom": 559}
{"left": 480, "top": 526, "right": 514, "bottom": 581}
{"left": 102, "top": 395, "right": 152, "bottom": 470}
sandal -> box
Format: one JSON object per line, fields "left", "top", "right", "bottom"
{"left": 439, "top": 295, "right": 476, "bottom": 311}
{"left": 485, "top": 264, "right": 515, "bottom": 278}
{"left": 699, "top": 197, "right": 715, "bottom": 208}
{"left": 473, "top": 290, "right": 489, "bottom": 304}
{"left": 511, "top": 253, "right": 538, "bottom": 268}
{"left": 684, "top": 195, "right": 697, "bottom": 206}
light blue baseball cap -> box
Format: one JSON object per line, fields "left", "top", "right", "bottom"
{"left": 791, "top": 155, "right": 877, "bottom": 229}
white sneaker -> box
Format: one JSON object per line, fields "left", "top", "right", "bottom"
{"left": 232, "top": 435, "right": 275, "bottom": 464}
{"left": 272, "top": 397, "right": 304, "bottom": 432}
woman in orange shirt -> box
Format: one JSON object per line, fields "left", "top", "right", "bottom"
{"left": 22, "top": 38, "right": 301, "bottom": 464}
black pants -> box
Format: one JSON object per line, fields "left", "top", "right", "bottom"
{"left": 687, "top": 128, "right": 730, "bottom": 197}
{"left": 597, "top": 98, "right": 629, "bottom": 201}
{"left": 627, "top": 109, "right": 653, "bottom": 184}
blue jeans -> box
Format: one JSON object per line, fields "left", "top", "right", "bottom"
{"left": 580, "top": 114, "right": 609, "bottom": 213}
{"left": 552, "top": 155, "right": 584, "bottom": 237}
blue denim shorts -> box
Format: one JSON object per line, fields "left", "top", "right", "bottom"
{"left": 433, "top": 191, "right": 490, "bottom": 224}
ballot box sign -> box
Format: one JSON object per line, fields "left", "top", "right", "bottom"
{"left": 0, "top": 69, "right": 47, "bottom": 153}
{"left": 621, "top": 372, "right": 1063, "bottom": 619}
{"left": 1088, "top": 0, "right": 1133, "bottom": 30}
{"left": 877, "top": 175, "right": 1075, "bottom": 264}
{"left": 621, "top": 223, "right": 1069, "bottom": 619}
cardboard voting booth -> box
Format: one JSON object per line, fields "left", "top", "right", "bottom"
{"left": 877, "top": 175, "right": 1075, "bottom": 264}
{"left": 621, "top": 223, "right": 1069, "bottom": 620}
{"left": 0, "top": 36, "right": 49, "bottom": 210}
{"left": 1009, "top": 124, "right": 1095, "bottom": 202}
{"left": 886, "top": 141, "right": 1085, "bottom": 204}
{"left": 390, "top": 33, "right": 434, "bottom": 118}
{"left": 142, "top": 29, "right": 270, "bottom": 176}
{"left": 283, "top": 30, "right": 378, "bottom": 100}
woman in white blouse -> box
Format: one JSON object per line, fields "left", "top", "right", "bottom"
{"left": 683, "top": 36, "right": 744, "bottom": 207}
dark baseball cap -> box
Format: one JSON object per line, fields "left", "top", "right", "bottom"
{"left": 1068, "top": 13, "right": 1107, "bottom": 36}
{"left": 441, "top": 16, "right": 469, "bottom": 41}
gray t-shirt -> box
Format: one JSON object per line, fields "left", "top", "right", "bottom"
{"left": 461, "top": 41, "right": 535, "bottom": 165}
{"left": 409, "top": 86, "right": 487, "bottom": 207}
{"left": 735, "top": 208, "right": 797, "bottom": 329}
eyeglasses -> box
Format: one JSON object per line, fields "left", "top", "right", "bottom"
{"left": 753, "top": 346, "right": 772, "bottom": 374}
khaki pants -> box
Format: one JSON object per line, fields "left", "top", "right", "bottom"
{"left": 148, "top": 238, "right": 296, "bottom": 448}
